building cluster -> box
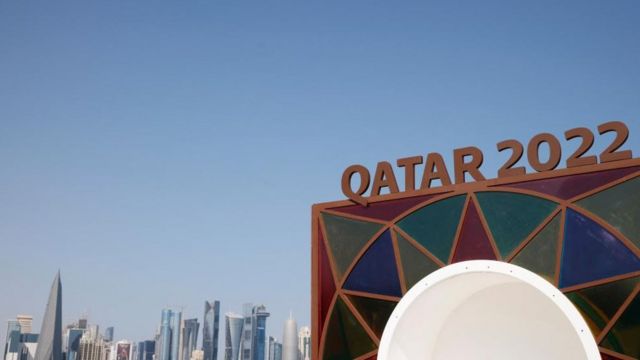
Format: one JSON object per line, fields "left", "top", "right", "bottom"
{"left": 3, "top": 274, "right": 311, "bottom": 360}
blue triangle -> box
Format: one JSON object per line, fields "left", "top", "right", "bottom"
{"left": 344, "top": 230, "right": 402, "bottom": 297}
{"left": 560, "top": 209, "right": 640, "bottom": 288}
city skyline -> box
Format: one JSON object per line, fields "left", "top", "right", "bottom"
{"left": 3, "top": 274, "right": 310, "bottom": 360}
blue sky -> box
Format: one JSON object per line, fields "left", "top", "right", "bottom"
{"left": 1, "top": 0, "right": 639, "bottom": 347}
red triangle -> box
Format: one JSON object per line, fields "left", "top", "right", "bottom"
{"left": 452, "top": 200, "right": 497, "bottom": 262}
{"left": 318, "top": 224, "right": 336, "bottom": 337}
{"left": 503, "top": 166, "right": 639, "bottom": 200}
{"left": 329, "top": 194, "right": 437, "bottom": 221}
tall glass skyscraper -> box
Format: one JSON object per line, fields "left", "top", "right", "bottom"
{"left": 180, "top": 319, "right": 199, "bottom": 360}
{"left": 250, "top": 306, "right": 269, "bottom": 360}
{"left": 202, "top": 301, "right": 219, "bottom": 360}
{"left": 66, "top": 329, "right": 84, "bottom": 360}
{"left": 158, "top": 310, "right": 181, "bottom": 360}
{"left": 103, "top": 328, "right": 114, "bottom": 343}
{"left": 34, "top": 272, "right": 62, "bottom": 360}
{"left": 223, "top": 314, "right": 243, "bottom": 360}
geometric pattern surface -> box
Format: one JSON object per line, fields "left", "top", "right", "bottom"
{"left": 314, "top": 164, "right": 640, "bottom": 359}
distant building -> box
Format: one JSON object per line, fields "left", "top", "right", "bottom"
{"left": 136, "top": 341, "right": 154, "bottom": 360}
{"left": 189, "top": 350, "right": 202, "bottom": 360}
{"left": 104, "top": 328, "right": 114, "bottom": 343}
{"left": 111, "top": 341, "right": 132, "bottom": 360}
{"left": 267, "top": 338, "right": 281, "bottom": 360}
{"left": 66, "top": 328, "right": 85, "bottom": 360}
{"left": 16, "top": 317, "right": 32, "bottom": 335}
{"left": 4, "top": 321, "right": 22, "bottom": 360}
{"left": 19, "top": 334, "right": 39, "bottom": 360}
{"left": 34, "top": 272, "right": 63, "bottom": 360}
{"left": 249, "top": 306, "right": 269, "bottom": 360}
{"left": 157, "top": 310, "right": 181, "bottom": 360}
{"left": 180, "top": 319, "right": 198, "bottom": 360}
{"left": 297, "top": 327, "right": 309, "bottom": 360}
{"left": 281, "top": 317, "right": 296, "bottom": 360}
{"left": 223, "top": 314, "right": 243, "bottom": 360}
{"left": 202, "top": 301, "right": 220, "bottom": 360}
{"left": 77, "top": 333, "right": 108, "bottom": 360}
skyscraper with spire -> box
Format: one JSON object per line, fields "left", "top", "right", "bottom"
{"left": 34, "top": 272, "right": 63, "bottom": 360}
{"left": 281, "top": 315, "right": 297, "bottom": 360}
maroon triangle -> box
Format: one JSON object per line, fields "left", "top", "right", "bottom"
{"left": 503, "top": 166, "right": 639, "bottom": 200}
{"left": 452, "top": 200, "right": 497, "bottom": 262}
{"left": 600, "top": 352, "right": 625, "bottom": 360}
{"left": 318, "top": 224, "right": 336, "bottom": 336}
{"left": 329, "top": 194, "right": 438, "bottom": 221}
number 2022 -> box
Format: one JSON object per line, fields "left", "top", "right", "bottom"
{"left": 497, "top": 121, "right": 633, "bottom": 178}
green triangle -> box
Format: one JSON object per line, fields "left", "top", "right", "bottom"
{"left": 396, "top": 194, "right": 466, "bottom": 263}
{"left": 322, "top": 297, "right": 376, "bottom": 360}
{"left": 601, "top": 291, "right": 640, "bottom": 358}
{"left": 510, "top": 213, "right": 560, "bottom": 283}
{"left": 576, "top": 177, "right": 640, "bottom": 250}
{"left": 396, "top": 231, "right": 441, "bottom": 290}
{"left": 476, "top": 191, "right": 557, "bottom": 258}
{"left": 566, "top": 276, "right": 640, "bottom": 337}
{"left": 347, "top": 295, "right": 397, "bottom": 338}
{"left": 321, "top": 213, "right": 384, "bottom": 279}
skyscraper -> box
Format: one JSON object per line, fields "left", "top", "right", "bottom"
{"left": 34, "top": 272, "right": 63, "bottom": 360}
{"left": 180, "top": 319, "right": 198, "bottom": 360}
{"left": 202, "top": 301, "right": 220, "bottom": 360}
{"left": 238, "top": 304, "right": 253, "bottom": 360}
{"left": 158, "top": 310, "right": 172, "bottom": 360}
{"left": 16, "top": 316, "right": 33, "bottom": 334}
{"left": 249, "top": 306, "right": 269, "bottom": 360}
{"left": 267, "top": 338, "right": 281, "bottom": 360}
{"left": 104, "top": 328, "right": 114, "bottom": 343}
{"left": 296, "top": 328, "right": 309, "bottom": 360}
{"left": 281, "top": 316, "right": 296, "bottom": 360}
{"left": 4, "top": 321, "right": 21, "bottom": 360}
{"left": 170, "top": 312, "right": 181, "bottom": 360}
{"left": 223, "top": 314, "right": 242, "bottom": 360}
{"left": 66, "top": 328, "right": 85, "bottom": 360}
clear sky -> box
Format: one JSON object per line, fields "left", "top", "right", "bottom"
{"left": 1, "top": 0, "right": 639, "bottom": 348}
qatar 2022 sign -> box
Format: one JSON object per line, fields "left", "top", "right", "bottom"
{"left": 312, "top": 121, "right": 640, "bottom": 360}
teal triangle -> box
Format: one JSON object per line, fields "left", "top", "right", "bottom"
{"left": 321, "top": 213, "right": 383, "bottom": 280}
{"left": 397, "top": 195, "right": 466, "bottom": 263}
{"left": 476, "top": 191, "right": 557, "bottom": 258}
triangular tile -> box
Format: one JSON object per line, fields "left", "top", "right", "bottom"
{"left": 344, "top": 231, "right": 402, "bottom": 297}
{"left": 322, "top": 297, "right": 376, "bottom": 360}
{"left": 560, "top": 209, "right": 640, "bottom": 288}
{"left": 511, "top": 213, "right": 561, "bottom": 283}
{"left": 318, "top": 224, "right": 336, "bottom": 336}
{"left": 566, "top": 276, "right": 640, "bottom": 337}
{"left": 395, "top": 231, "right": 440, "bottom": 290}
{"left": 476, "top": 191, "right": 557, "bottom": 258}
{"left": 576, "top": 177, "right": 640, "bottom": 250}
{"left": 321, "top": 213, "right": 384, "bottom": 279}
{"left": 329, "top": 194, "right": 436, "bottom": 221}
{"left": 451, "top": 200, "right": 497, "bottom": 262}
{"left": 347, "top": 295, "right": 397, "bottom": 338}
{"left": 504, "top": 166, "right": 639, "bottom": 200}
{"left": 601, "top": 292, "right": 640, "bottom": 358}
{"left": 397, "top": 194, "right": 466, "bottom": 264}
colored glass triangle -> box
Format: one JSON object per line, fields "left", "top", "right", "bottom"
{"left": 511, "top": 213, "right": 561, "bottom": 283}
{"left": 600, "top": 352, "right": 626, "bottom": 360}
{"left": 451, "top": 200, "right": 497, "bottom": 262}
{"left": 476, "top": 191, "right": 557, "bottom": 258}
{"left": 395, "top": 231, "right": 440, "bottom": 290}
{"left": 322, "top": 297, "right": 376, "bottom": 360}
{"left": 559, "top": 209, "right": 640, "bottom": 288}
{"left": 397, "top": 194, "right": 466, "bottom": 264}
{"left": 576, "top": 177, "right": 640, "bottom": 250}
{"left": 321, "top": 213, "right": 384, "bottom": 280}
{"left": 601, "top": 292, "right": 640, "bottom": 358}
{"left": 504, "top": 166, "right": 639, "bottom": 200}
{"left": 344, "top": 230, "right": 402, "bottom": 297}
{"left": 329, "top": 194, "right": 436, "bottom": 221}
{"left": 347, "top": 295, "right": 397, "bottom": 338}
{"left": 318, "top": 224, "right": 336, "bottom": 336}
{"left": 566, "top": 276, "right": 640, "bottom": 337}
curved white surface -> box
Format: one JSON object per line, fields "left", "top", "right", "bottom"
{"left": 378, "top": 260, "right": 600, "bottom": 360}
